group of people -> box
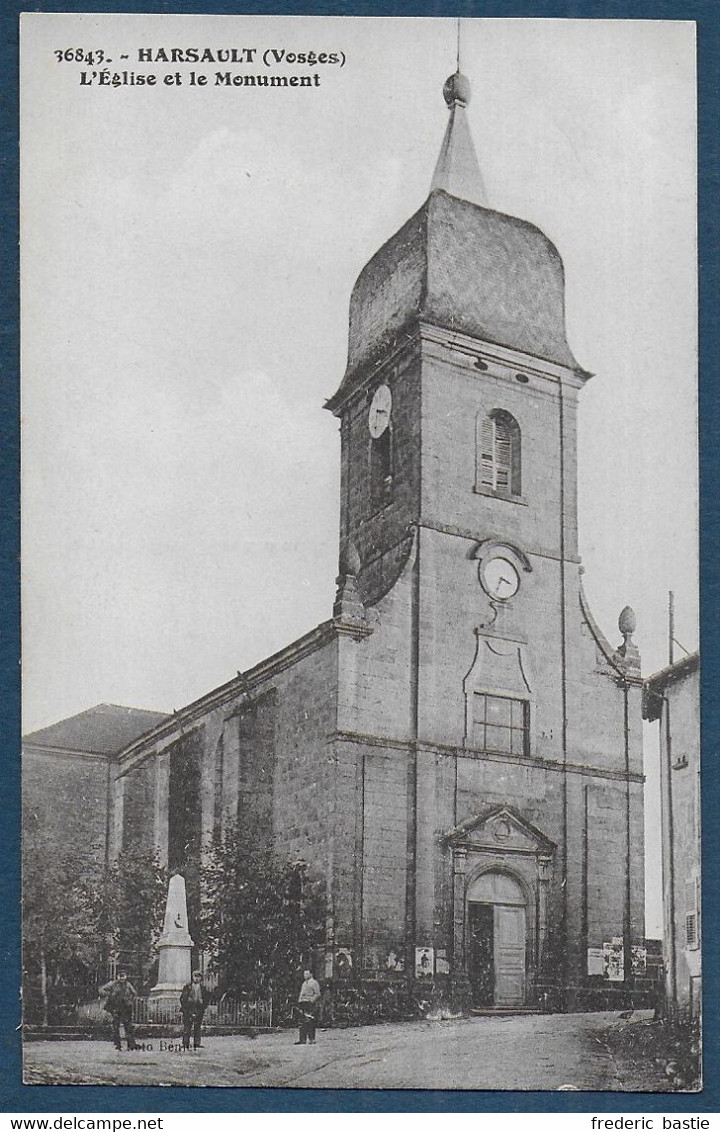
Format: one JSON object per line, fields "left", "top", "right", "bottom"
{"left": 99, "top": 969, "right": 210, "bottom": 1052}
{"left": 99, "top": 968, "right": 322, "bottom": 1050}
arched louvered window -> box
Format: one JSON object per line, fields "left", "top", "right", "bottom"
{"left": 477, "top": 410, "right": 521, "bottom": 497}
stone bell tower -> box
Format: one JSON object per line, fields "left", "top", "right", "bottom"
{"left": 325, "top": 70, "right": 645, "bottom": 1009}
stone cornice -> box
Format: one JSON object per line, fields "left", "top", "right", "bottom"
{"left": 329, "top": 729, "right": 413, "bottom": 753}
{"left": 447, "top": 839, "right": 548, "bottom": 857}
{"left": 418, "top": 322, "right": 592, "bottom": 388}
{"left": 22, "top": 742, "right": 112, "bottom": 764}
{"left": 444, "top": 804, "right": 555, "bottom": 853}
{"left": 330, "top": 730, "right": 644, "bottom": 783}
{"left": 418, "top": 518, "right": 581, "bottom": 566}
{"left": 325, "top": 319, "right": 590, "bottom": 418}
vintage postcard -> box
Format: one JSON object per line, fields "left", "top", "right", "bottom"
{"left": 20, "top": 13, "right": 699, "bottom": 1092}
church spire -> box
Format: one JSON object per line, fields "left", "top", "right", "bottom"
{"left": 430, "top": 71, "right": 487, "bottom": 207}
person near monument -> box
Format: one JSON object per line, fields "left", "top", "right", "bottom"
{"left": 99, "top": 971, "right": 138, "bottom": 1051}
{"left": 180, "top": 969, "right": 211, "bottom": 1050}
{"left": 295, "top": 968, "right": 321, "bottom": 1045}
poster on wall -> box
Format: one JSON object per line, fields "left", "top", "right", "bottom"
{"left": 414, "top": 948, "right": 435, "bottom": 979}
{"left": 631, "top": 946, "right": 648, "bottom": 976}
{"left": 587, "top": 947, "right": 605, "bottom": 977}
{"left": 603, "top": 939, "right": 625, "bottom": 983}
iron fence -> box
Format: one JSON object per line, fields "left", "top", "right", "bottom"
{"left": 131, "top": 998, "right": 178, "bottom": 1025}
{"left": 130, "top": 994, "right": 272, "bottom": 1028}
{"left": 212, "top": 995, "right": 273, "bottom": 1028}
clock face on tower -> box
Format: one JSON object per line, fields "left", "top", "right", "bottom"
{"left": 368, "top": 384, "right": 392, "bottom": 438}
{"left": 480, "top": 556, "right": 520, "bottom": 601}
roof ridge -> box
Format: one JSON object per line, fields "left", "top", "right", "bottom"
{"left": 99, "top": 702, "right": 171, "bottom": 715}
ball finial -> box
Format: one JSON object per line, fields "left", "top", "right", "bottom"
{"left": 618, "top": 606, "right": 637, "bottom": 638}
{"left": 443, "top": 71, "right": 471, "bottom": 108}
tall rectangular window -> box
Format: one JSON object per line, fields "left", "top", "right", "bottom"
{"left": 472, "top": 693, "right": 529, "bottom": 755}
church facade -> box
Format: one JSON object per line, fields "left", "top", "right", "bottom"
{"left": 26, "top": 71, "right": 648, "bottom": 1011}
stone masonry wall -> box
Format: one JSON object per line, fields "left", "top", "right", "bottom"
{"left": 336, "top": 332, "right": 644, "bottom": 995}
{"left": 341, "top": 348, "right": 421, "bottom": 585}
{"left": 123, "top": 759, "right": 155, "bottom": 854}
{"left": 23, "top": 747, "right": 110, "bottom": 880}
{"left": 249, "top": 640, "right": 339, "bottom": 932}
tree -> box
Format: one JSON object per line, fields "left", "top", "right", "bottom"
{"left": 201, "top": 823, "right": 326, "bottom": 1001}
{"left": 104, "top": 849, "right": 168, "bottom": 986}
{"left": 22, "top": 824, "right": 168, "bottom": 1024}
{"left": 22, "top": 812, "right": 106, "bottom": 1026}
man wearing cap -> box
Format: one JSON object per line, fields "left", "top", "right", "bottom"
{"left": 99, "top": 971, "right": 138, "bottom": 1051}
{"left": 180, "top": 970, "right": 211, "bottom": 1050}
{"left": 295, "top": 969, "right": 321, "bottom": 1045}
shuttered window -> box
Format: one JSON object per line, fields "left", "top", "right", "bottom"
{"left": 477, "top": 411, "right": 521, "bottom": 496}
{"left": 685, "top": 876, "right": 700, "bottom": 950}
{"left": 479, "top": 416, "right": 495, "bottom": 488}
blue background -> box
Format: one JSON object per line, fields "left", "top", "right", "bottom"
{"left": 2, "top": 0, "right": 717, "bottom": 1114}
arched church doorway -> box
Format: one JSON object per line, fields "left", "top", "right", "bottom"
{"left": 466, "top": 869, "right": 527, "bottom": 1008}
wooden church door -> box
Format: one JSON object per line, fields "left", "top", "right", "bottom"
{"left": 466, "top": 870, "right": 527, "bottom": 1007}
{"left": 493, "top": 904, "right": 526, "bottom": 1005}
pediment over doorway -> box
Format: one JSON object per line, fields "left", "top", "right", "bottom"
{"left": 444, "top": 806, "right": 555, "bottom": 856}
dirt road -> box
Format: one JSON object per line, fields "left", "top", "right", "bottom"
{"left": 22, "top": 1009, "right": 673, "bottom": 1093}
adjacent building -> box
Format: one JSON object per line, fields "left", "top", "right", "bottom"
{"left": 644, "top": 652, "right": 701, "bottom": 1017}
{"left": 22, "top": 703, "right": 170, "bottom": 879}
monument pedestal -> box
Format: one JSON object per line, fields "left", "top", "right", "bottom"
{"left": 148, "top": 874, "right": 193, "bottom": 1021}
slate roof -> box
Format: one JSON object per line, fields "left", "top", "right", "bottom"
{"left": 326, "top": 71, "right": 585, "bottom": 411}
{"left": 643, "top": 652, "right": 699, "bottom": 722}
{"left": 23, "top": 703, "right": 170, "bottom": 756}
{"left": 328, "top": 190, "right": 582, "bottom": 409}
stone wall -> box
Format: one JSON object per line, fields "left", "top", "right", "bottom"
{"left": 329, "top": 329, "right": 645, "bottom": 1000}
{"left": 340, "top": 347, "right": 421, "bottom": 589}
{"left": 123, "top": 759, "right": 156, "bottom": 854}
{"left": 23, "top": 746, "right": 110, "bottom": 879}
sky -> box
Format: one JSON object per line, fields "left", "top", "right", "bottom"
{"left": 20, "top": 15, "right": 697, "bottom": 935}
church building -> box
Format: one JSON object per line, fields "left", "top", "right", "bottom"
{"left": 25, "top": 69, "right": 648, "bottom": 1011}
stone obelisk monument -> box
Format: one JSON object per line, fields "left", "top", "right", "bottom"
{"left": 148, "top": 874, "right": 193, "bottom": 1015}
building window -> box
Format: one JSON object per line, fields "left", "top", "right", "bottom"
{"left": 370, "top": 427, "right": 393, "bottom": 510}
{"left": 685, "top": 876, "right": 700, "bottom": 950}
{"left": 472, "top": 693, "right": 529, "bottom": 756}
{"left": 477, "top": 410, "right": 521, "bottom": 496}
